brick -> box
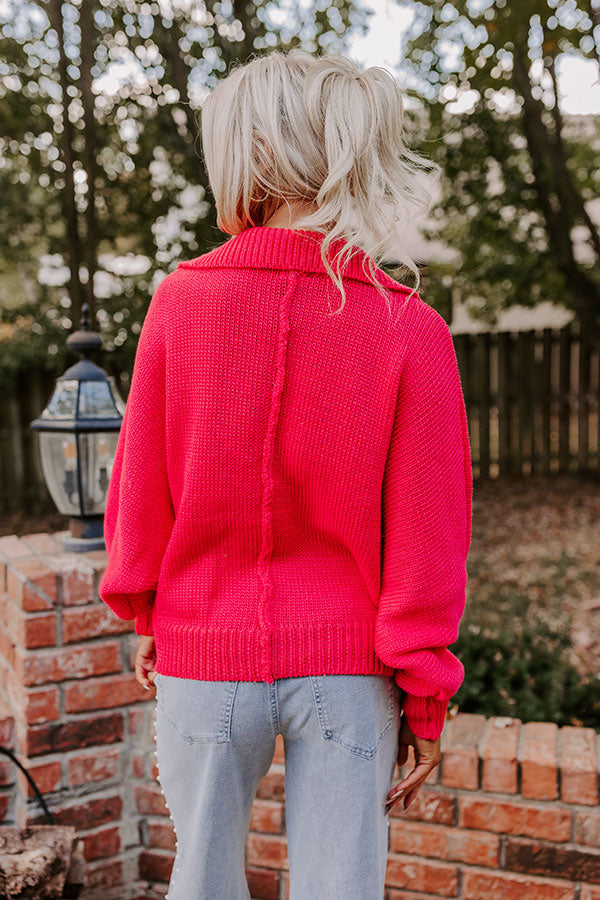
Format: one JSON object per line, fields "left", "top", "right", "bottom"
{"left": 441, "top": 713, "right": 486, "bottom": 790}
{"left": 560, "top": 726, "right": 598, "bottom": 806}
{"left": 62, "top": 604, "right": 134, "bottom": 642}
{"left": 67, "top": 747, "right": 120, "bottom": 786}
{"left": 85, "top": 857, "right": 124, "bottom": 890}
{"left": 0, "top": 624, "right": 16, "bottom": 670}
{"left": 23, "top": 613, "right": 57, "bottom": 649}
{"left": 504, "top": 836, "right": 600, "bottom": 883}
{"left": 581, "top": 887, "right": 600, "bottom": 900}
{"left": 64, "top": 673, "right": 153, "bottom": 712}
{"left": 274, "top": 733, "right": 284, "bottom": 765}
{"left": 246, "top": 866, "right": 280, "bottom": 900}
{"left": 387, "top": 893, "right": 459, "bottom": 900}
{"left": 387, "top": 893, "right": 456, "bottom": 900}
{"left": 0, "top": 593, "right": 16, "bottom": 644}
{"left": 24, "top": 686, "right": 60, "bottom": 725}
{"left": 7, "top": 559, "right": 57, "bottom": 610}
{"left": 390, "top": 819, "right": 498, "bottom": 867}
{"left": 138, "top": 849, "right": 174, "bottom": 883}
{"left": 481, "top": 716, "right": 520, "bottom": 793}
{"left": 27, "top": 712, "right": 124, "bottom": 756}
{"left": 0, "top": 706, "right": 15, "bottom": 747}
{"left": 19, "top": 534, "right": 64, "bottom": 556}
{"left": 135, "top": 784, "right": 169, "bottom": 816}
{"left": 81, "top": 825, "right": 121, "bottom": 861}
{"left": 0, "top": 758, "right": 11, "bottom": 787}
{"left": 521, "top": 721, "right": 559, "bottom": 800}
{"left": 43, "top": 554, "right": 96, "bottom": 606}
{"left": 18, "top": 760, "right": 61, "bottom": 797}
{"left": 0, "top": 794, "right": 11, "bottom": 823}
{"left": 249, "top": 799, "right": 284, "bottom": 835}
{"left": 28, "top": 795, "right": 123, "bottom": 830}
{"left": 147, "top": 820, "right": 176, "bottom": 851}
{"left": 385, "top": 854, "right": 459, "bottom": 896}
{"left": 462, "top": 867, "right": 574, "bottom": 899}
{"left": 0, "top": 534, "right": 32, "bottom": 562}
{"left": 576, "top": 810, "right": 600, "bottom": 848}
{"left": 256, "top": 769, "right": 285, "bottom": 802}
{"left": 83, "top": 547, "right": 109, "bottom": 567}
{"left": 131, "top": 752, "right": 145, "bottom": 779}
{"left": 246, "top": 833, "right": 289, "bottom": 870}
{"left": 459, "top": 796, "right": 571, "bottom": 842}
{"left": 129, "top": 707, "right": 147, "bottom": 737}
{"left": 388, "top": 787, "right": 456, "bottom": 826}
{"left": 15, "top": 641, "right": 122, "bottom": 686}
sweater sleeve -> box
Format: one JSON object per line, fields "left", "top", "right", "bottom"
{"left": 98, "top": 277, "right": 175, "bottom": 635}
{"left": 374, "top": 299, "right": 473, "bottom": 741}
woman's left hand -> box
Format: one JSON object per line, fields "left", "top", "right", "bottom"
{"left": 385, "top": 715, "right": 442, "bottom": 813}
{"left": 135, "top": 635, "right": 158, "bottom": 690}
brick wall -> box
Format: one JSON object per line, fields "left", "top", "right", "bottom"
{"left": 0, "top": 531, "right": 599, "bottom": 899}
{"left": 0, "top": 695, "right": 16, "bottom": 824}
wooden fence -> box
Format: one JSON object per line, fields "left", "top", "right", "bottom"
{"left": 1, "top": 324, "right": 599, "bottom": 515}
{"left": 455, "top": 324, "right": 600, "bottom": 479}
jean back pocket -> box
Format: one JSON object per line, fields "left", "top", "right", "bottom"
{"left": 309, "top": 674, "right": 396, "bottom": 759}
{"left": 154, "top": 673, "right": 239, "bottom": 743}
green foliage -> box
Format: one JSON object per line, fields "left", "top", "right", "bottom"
{"left": 453, "top": 613, "right": 600, "bottom": 731}
{"left": 400, "top": 0, "right": 600, "bottom": 331}
{"left": 0, "top": 0, "right": 371, "bottom": 380}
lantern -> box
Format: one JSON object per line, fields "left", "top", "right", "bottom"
{"left": 30, "top": 304, "right": 125, "bottom": 551}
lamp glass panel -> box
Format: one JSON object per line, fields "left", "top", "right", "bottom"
{"left": 78, "top": 430, "right": 120, "bottom": 515}
{"left": 38, "top": 431, "right": 81, "bottom": 515}
{"left": 78, "top": 380, "right": 121, "bottom": 419}
{"left": 41, "top": 380, "right": 79, "bottom": 420}
{"left": 108, "top": 376, "right": 127, "bottom": 416}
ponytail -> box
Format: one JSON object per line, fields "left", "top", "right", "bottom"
{"left": 201, "top": 48, "right": 442, "bottom": 318}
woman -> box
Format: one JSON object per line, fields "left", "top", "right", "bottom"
{"left": 99, "top": 48, "right": 472, "bottom": 900}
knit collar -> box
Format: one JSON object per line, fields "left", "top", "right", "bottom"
{"left": 177, "top": 225, "right": 408, "bottom": 292}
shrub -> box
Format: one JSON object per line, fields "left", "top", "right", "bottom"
{"left": 452, "top": 613, "right": 600, "bottom": 730}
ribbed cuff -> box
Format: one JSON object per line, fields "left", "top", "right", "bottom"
{"left": 99, "top": 589, "right": 156, "bottom": 621}
{"left": 400, "top": 691, "right": 449, "bottom": 741}
{"left": 134, "top": 607, "right": 155, "bottom": 636}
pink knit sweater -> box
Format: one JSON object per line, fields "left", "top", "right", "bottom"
{"left": 98, "top": 225, "right": 472, "bottom": 741}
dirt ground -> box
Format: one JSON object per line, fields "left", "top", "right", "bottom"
{"left": 468, "top": 471, "right": 600, "bottom": 678}
{"left": 0, "top": 509, "right": 69, "bottom": 539}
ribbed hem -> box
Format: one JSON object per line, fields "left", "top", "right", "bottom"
{"left": 153, "top": 620, "right": 396, "bottom": 683}
{"left": 400, "top": 691, "right": 449, "bottom": 741}
{"left": 135, "top": 608, "right": 155, "bottom": 636}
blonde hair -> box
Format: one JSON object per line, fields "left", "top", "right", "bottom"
{"left": 200, "top": 48, "right": 441, "bottom": 317}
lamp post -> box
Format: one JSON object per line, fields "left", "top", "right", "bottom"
{"left": 30, "top": 303, "right": 125, "bottom": 552}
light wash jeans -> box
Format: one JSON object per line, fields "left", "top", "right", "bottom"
{"left": 153, "top": 672, "right": 405, "bottom": 900}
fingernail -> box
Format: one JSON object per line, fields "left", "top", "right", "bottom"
{"left": 143, "top": 684, "right": 150, "bottom": 690}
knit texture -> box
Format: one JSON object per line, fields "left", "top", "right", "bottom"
{"left": 98, "top": 225, "right": 473, "bottom": 741}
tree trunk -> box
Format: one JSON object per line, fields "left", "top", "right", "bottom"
{"left": 46, "top": 0, "right": 84, "bottom": 329}
{"left": 79, "top": 0, "right": 99, "bottom": 327}
{"left": 512, "top": 44, "right": 600, "bottom": 346}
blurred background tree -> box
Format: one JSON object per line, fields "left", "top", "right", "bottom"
{"left": 0, "top": 0, "right": 371, "bottom": 381}
{"left": 1, "top": 0, "right": 599, "bottom": 383}
{"left": 399, "top": 0, "right": 600, "bottom": 338}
